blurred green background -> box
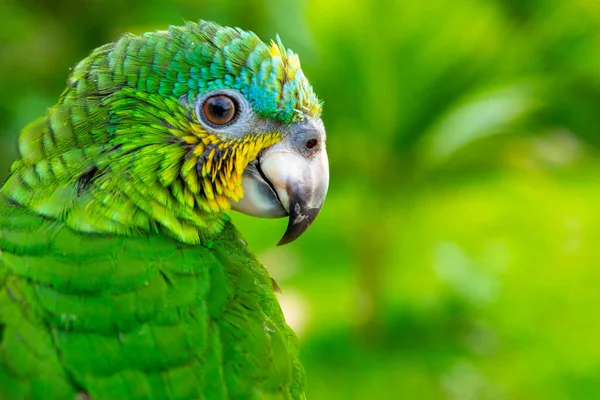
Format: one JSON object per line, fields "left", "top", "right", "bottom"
{"left": 1, "top": 0, "right": 599, "bottom": 398}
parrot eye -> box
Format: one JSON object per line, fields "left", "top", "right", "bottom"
{"left": 202, "top": 95, "right": 237, "bottom": 126}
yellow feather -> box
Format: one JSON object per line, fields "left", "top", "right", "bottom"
{"left": 193, "top": 144, "right": 205, "bottom": 156}
{"left": 182, "top": 135, "right": 199, "bottom": 144}
{"left": 203, "top": 178, "right": 215, "bottom": 200}
{"left": 216, "top": 194, "right": 230, "bottom": 210}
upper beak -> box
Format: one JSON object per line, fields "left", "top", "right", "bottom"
{"left": 230, "top": 118, "right": 329, "bottom": 245}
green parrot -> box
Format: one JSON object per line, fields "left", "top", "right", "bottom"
{"left": 0, "top": 20, "right": 328, "bottom": 400}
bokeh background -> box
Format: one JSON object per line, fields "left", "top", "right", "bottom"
{"left": 1, "top": 0, "right": 599, "bottom": 399}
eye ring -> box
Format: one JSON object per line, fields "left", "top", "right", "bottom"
{"left": 201, "top": 94, "right": 238, "bottom": 126}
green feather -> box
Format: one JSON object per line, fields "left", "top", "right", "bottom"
{"left": 0, "top": 195, "right": 304, "bottom": 399}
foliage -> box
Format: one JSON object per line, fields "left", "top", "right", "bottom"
{"left": 1, "top": 0, "right": 598, "bottom": 398}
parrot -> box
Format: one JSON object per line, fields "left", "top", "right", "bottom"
{"left": 0, "top": 20, "right": 328, "bottom": 400}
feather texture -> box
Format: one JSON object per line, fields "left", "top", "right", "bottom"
{"left": 0, "top": 195, "right": 304, "bottom": 399}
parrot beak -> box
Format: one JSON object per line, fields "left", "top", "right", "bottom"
{"left": 230, "top": 118, "right": 329, "bottom": 245}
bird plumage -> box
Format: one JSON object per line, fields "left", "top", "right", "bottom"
{"left": 0, "top": 195, "right": 303, "bottom": 399}
{"left": 0, "top": 20, "right": 328, "bottom": 399}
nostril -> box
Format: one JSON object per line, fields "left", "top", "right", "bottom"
{"left": 305, "top": 139, "right": 318, "bottom": 149}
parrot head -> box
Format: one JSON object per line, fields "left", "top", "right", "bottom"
{"left": 3, "top": 21, "right": 328, "bottom": 245}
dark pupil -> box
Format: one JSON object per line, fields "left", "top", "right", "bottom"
{"left": 209, "top": 98, "right": 229, "bottom": 117}
{"left": 206, "top": 96, "right": 233, "bottom": 123}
